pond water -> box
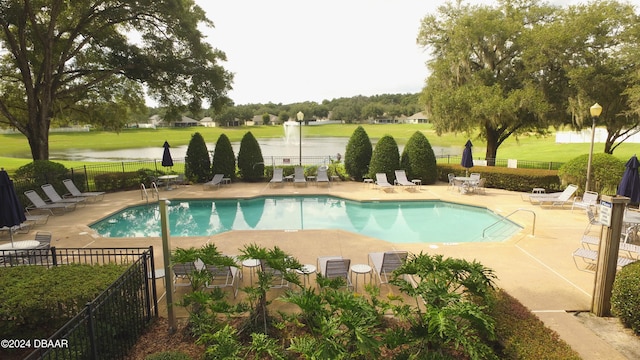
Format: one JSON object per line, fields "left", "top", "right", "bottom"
{"left": 45, "top": 137, "right": 459, "bottom": 162}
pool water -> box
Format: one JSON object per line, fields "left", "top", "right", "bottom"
{"left": 90, "top": 196, "right": 522, "bottom": 243}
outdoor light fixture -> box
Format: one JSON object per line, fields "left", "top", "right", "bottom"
{"left": 296, "top": 111, "right": 304, "bottom": 166}
{"left": 585, "top": 103, "right": 602, "bottom": 192}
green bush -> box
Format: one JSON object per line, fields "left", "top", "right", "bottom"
{"left": 612, "top": 261, "right": 640, "bottom": 333}
{"left": 14, "top": 160, "right": 68, "bottom": 184}
{"left": 344, "top": 126, "right": 372, "bottom": 181}
{"left": 94, "top": 169, "right": 150, "bottom": 191}
{"left": 211, "top": 133, "right": 236, "bottom": 180}
{"left": 185, "top": 132, "right": 211, "bottom": 183}
{"left": 489, "top": 289, "right": 581, "bottom": 359}
{"left": 437, "top": 164, "right": 562, "bottom": 192}
{"left": 0, "top": 264, "right": 127, "bottom": 339}
{"left": 400, "top": 131, "right": 437, "bottom": 184}
{"left": 145, "top": 351, "right": 194, "bottom": 360}
{"left": 368, "top": 135, "right": 399, "bottom": 182}
{"left": 558, "top": 153, "right": 625, "bottom": 195}
{"left": 237, "top": 131, "right": 264, "bottom": 182}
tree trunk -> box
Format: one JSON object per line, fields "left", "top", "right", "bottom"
{"left": 484, "top": 126, "right": 499, "bottom": 166}
{"left": 27, "top": 108, "right": 51, "bottom": 160}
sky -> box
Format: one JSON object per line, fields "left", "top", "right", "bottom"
{"left": 192, "top": 0, "right": 637, "bottom": 106}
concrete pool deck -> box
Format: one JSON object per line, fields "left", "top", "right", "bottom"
{"left": 6, "top": 180, "right": 639, "bottom": 359}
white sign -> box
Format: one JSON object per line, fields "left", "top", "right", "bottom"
{"left": 599, "top": 200, "right": 612, "bottom": 227}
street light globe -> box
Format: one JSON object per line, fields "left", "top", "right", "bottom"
{"left": 590, "top": 103, "right": 602, "bottom": 118}
{"left": 296, "top": 111, "right": 304, "bottom": 121}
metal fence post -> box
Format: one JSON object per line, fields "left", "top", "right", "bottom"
{"left": 86, "top": 302, "right": 99, "bottom": 359}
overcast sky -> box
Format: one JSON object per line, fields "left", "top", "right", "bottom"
{"left": 193, "top": 0, "right": 638, "bottom": 106}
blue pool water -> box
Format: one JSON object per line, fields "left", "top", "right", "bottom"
{"left": 89, "top": 196, "right": 522, "bottom": 243}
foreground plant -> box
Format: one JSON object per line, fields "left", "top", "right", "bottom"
{"left": 390, "top": 252, "right": 499, "bottom": 359}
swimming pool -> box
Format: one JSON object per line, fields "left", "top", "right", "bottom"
{"left": 90, "top": 196, "right": 522, "bottom": 243}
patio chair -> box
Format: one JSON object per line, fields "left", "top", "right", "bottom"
{"left": 529, "top": 184, "right": 578, "bottom": 207}
{"left": 584, "top": 208, "right": 600, "bottom": 235}
{"left": 41, "top": 184, "right": 87, "bottom": 207}
{"left": 473, "top": 178, "right": 487, "bottom": 194}
{"left": 270, "top": 168, "right": 284, "bottom": 187}
{"left": 572, "top": 247, "right": 636, "bottom": 272}
{"left": 27, "top": 231, "right": 53, "bottom": 264}
{"left": 172, "top": 262, "right": 198, "bottom": 291}
{"left": 62, "top": 179, "right": 105, "bottom": 201}
{"left": 205, "top": 262, "right": 241, "bottom": 298}
{"left": 394, "top": 170, "right": 415, "bottom": 188}
{"left": 24, "top": 190, "right": 76, "bottom": 215}
{"left": 375, "top": 173, "right": 394, "bottom": 192}
{"left": 368, "top": 250, "right": 408, "bottom": 284}
{"left": 317, "top": 166, "right": 330, "bottom": 186}
{"left": 447, "top": 173, "right": 456, "bottom": 191}
{"left": 203, "top": 174, "right": 224, "bottom": 190}
{"left": 572, "top": 191, "right": 598, "bottom": 212}
{"left": 294, "top": 166, "right": 307, "bottom": 186}
{"left": 260, "top": 258, "right": 289, "bottom": 289}
{"left": 317, "top": 256, "right": 352, "bottom": 288}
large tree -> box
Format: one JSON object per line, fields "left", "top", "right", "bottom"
{"left": 0, "top": 0, "right": 233, "bottom": 160}
{"left": 555, "top": 1, "right": 640, "bottom": 154}
{"left": 419, "top": 1, "right": 556, "bottom": 164}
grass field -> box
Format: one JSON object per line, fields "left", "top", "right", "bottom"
{"left": 0, "top": 124, "right": 636, "bottom": 172}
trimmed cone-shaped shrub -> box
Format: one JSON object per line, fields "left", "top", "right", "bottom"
{"left": 400, "top": 131, "right": 437, "bottom": 184}
{"left": 237, "top": 131, "right": 264, "bottom": 182}
{"left": 612, "top": 261, "right": 640, "bottom": 333}
{"left": 344, "top": 126, "right": 373, "bottom": 181}
{"left": 185, "top": 132, "right": 211, "bottom": 183}
{"left": 368, "top": 135, "right": 399, "bottom": 182}
{"left": 212, "top": 134, "right": 236, "bottom": 180}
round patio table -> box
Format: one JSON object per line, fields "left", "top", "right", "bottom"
{"left": 0, "top": 240, "right": 39, "bottom": 250}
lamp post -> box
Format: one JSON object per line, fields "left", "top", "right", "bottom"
{"left": 585, "top": 103, "right": 602, "bottom": 192}
{"left": 296, "top": 111, "right": 304, "bottom": 166}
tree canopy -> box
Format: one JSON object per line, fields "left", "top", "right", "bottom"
{"left": 0, "top": 0, "right": 233, "bottom": 160}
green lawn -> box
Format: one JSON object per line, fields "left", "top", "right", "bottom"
{"left": 0, "top": 124, "right": 636, "bottom": 172}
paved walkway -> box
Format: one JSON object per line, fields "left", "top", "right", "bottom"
{"left": 7, "top": 180, "right": 639, "bottom": 359}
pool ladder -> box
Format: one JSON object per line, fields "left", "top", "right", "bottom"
{"left": 483, "top": 208, "right": 536, "bottom": 238}
{"left": 140, "top": 183, "right": 159, "bottom": 204}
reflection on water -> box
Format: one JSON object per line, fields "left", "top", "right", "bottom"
{"left": 38, "top": 137, "right": 457, "bottom": 162}
{"left": 90, "top": 196, "right": 522, "bottom": 243}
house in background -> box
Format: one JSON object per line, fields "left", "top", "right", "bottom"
{"left": 199, "top": 117, "right": 216, "bottom": 127}
{"left": 405, "top": 112, "right": 428, "bottom": 124}
{"left": 247, "top": 114, "right": 280, "bottom": 126}
{"left": 172, "top": 116, "right": 199, "bottom": 127}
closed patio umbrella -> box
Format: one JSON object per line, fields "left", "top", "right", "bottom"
{"left": 617, "top": 155, "right": 640, "bottom": 204}
{"left": 162, "top": 140, "right": 174, "bottom": 168}
{"left": 461, "top": 140, "right": 474, "bottom": 176}
{"left": 0, "top": 168, "right": 26, "bottom": 246}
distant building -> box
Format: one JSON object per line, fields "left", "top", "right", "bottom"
{"left": 247, "top": 114, "right": 280, "bottom": 126}
{"left": 199, "top": 117, "right": 216, "bottom": 127}
{"left": 405, "top": 112, "right": 428, "bottom": 124}
{"left": 172, "top": 116, "right": 199, "bottom": 127}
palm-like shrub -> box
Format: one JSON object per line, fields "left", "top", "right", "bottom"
{"left": 344, "top": 126, "right": 372, "bottom": 181}
{"left": 558, "top": 153, "right": 625, "bottom": 195}
{"left": 400, "top": 131, "right": 437, "bottom": 184}
{"left": 211, "top": 133, "right": 236, "bottom": 180}
{"left": 368, "top": 135, "right": 399, "bottom": 182}
{"left": 184, "top": 132, "right": 211, "bottom": 183}
{"left": 237, "top": 131, "right": 264, "bottom": 182}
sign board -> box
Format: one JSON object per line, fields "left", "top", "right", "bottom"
{"left": 599, "top": 200, "right": 612, "bottom": 227}
{"left": 283, "top": 158, "right": 290, "bottom": 164}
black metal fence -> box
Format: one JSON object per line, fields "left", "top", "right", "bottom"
{"left": 437, "top": 155, "right": 564, "bottom": 170}
{"left": 1, "top": 247, "right": 159, "bottom": 360}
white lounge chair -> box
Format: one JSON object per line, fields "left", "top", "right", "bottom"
{"left": 572, "top": 191, "right": 598, "bottom": 212}
{"left": 317, "top": 256, "right": 352, "bottom": 288}
{"left": 375, "top": 173, "right": 393, "bottom": 192}
{"left": 205, "top": 262, "right": 241, "bottom": 298}
{"left": 317, "top": 167, "right": 330, "bottom": 186}
{"left": 394, "top": 170, "right": 415, "bottom": 188}
{"left": 270, "top": 168, "right": 284, "bottom": 187}
{"left": 63, "top": 179, "right": 105, "bottom": 201}
{"left": 529, "top": 184, "right": 578, "bottom": 207}
{"left": 41, "top": 184, "right": 87, "bottom": 206}
{"left": 368, "top": 250, "right": 408, "bottom": 284}
{"left": 203, "top": 174, "right": 224, "bottom": 190}
{"left": 572, "top": 247, "right": 636, "bottom": 272}
{"left": 24, "top": 190, "right": 76, "bottom": 214}
{"left": 294, "top": 166, "right": 306, "bottom": 186}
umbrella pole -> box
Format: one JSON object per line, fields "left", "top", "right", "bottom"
{"left": 9, "top": 228, "right": 14, "bottom": 246}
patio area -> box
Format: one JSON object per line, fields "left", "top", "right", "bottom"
{"left": 5, "top": 180, "right": 640, "bottom": 359}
